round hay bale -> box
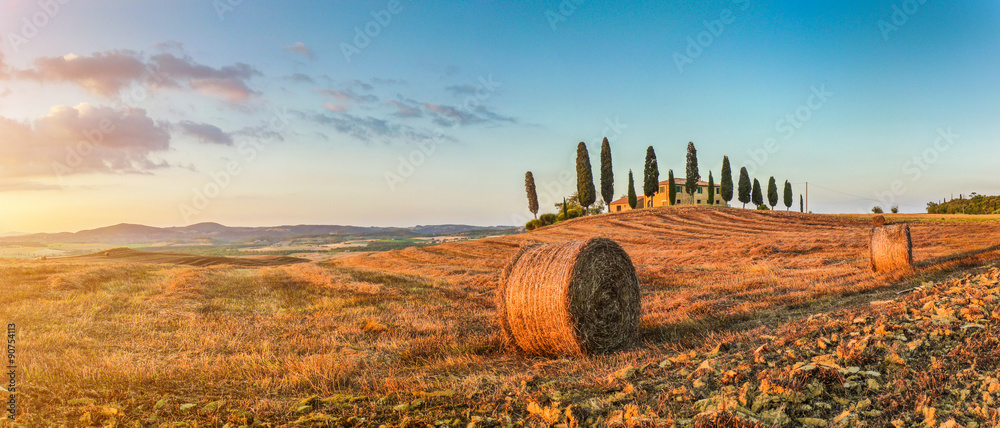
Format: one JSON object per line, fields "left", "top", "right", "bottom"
{"left": 497, "top": 237, "right": 641, "bottom": 356}
{"left": 872, "top": 215, "right": 886, "bottom": 227}
{"left": 869, "top": 223, "right": 913, "bottom": 272}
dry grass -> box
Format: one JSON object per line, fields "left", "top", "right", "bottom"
{"left": 5, "top": 206, "right": 1000, "bottom": 425}
{"left": 498, "top": 238, "right": 641, "bottom": 356}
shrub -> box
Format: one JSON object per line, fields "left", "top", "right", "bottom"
{"left": 891, "top": 204, "right": 899, "bottom": 214}
{"left": 872, "top": 206, "right": 884, "bottom": 214}
{"left": 756, "top": 204, "right": 770, "bottom": 211}
{"left": 525, "top": 219, "right": 542, "bottom": 231}
{"left": 539, "top": 213, "right": 558, "bottom": 226}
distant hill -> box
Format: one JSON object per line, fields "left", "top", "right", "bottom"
{"left": 926, "top": 194, "right": 1000, "bottom": 214}
{"left": 0, "top": 222, "right": 517, "bottom": 245}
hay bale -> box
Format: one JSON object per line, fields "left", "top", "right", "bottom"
{"left": 497, "top": 237, "right": 641, "bottom": 356}
{"left": 869, "top": 223, "right": 913, "bottom": 272}
{"left": 872, "top": 215, "right": 886, "bottom": 227}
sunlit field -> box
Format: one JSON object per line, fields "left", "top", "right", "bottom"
{"left": 5, "top": 206, "right": 1000, "bottom": 426}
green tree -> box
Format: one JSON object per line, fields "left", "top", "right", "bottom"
{"left": 576, "top": 142, "right": 596, "bottom": 214}
{"left": 800, "top": 195, "right": 804, "bottom": 213}
{"left": 707, "top": 171, "right": 715, "bottom": 205}
{"left": 737, "top": 167, "right": 752, "bottom": 208}
{"left": 752, "top": 178, "right": 763, "bottom": 207}
{"left": 767, "top": 176, "right": 778, "bottom": 209}
{"left": 685, "top": 142, "right": 700, "bottom": 198}
{"left": 668, "top": 169, "right": 677, "bottom": 206}
{"left": 783, "top": 180, "right": 793, "bottom": 211}
{"left": 720, "top": 156, "right": 733, "bottom": 205}
{"left": 561, "top": 197, "right": 568, "bottom": 219}
{"left": 524, "top": 171, "right": 539, "bottom": 219}
{"left": 600, "top": 137, "right": 614, "bottom": 212}
{"left": 627, "top": 170, "right": 637, "bottom": 209}
{"left": 643, "top": 146, "right": 659, "bottom": 207}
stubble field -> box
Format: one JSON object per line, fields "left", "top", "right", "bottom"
{"left": 4, "top": 206, "right": 1000, "bottom": 426}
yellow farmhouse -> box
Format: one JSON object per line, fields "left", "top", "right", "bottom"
{"left": 609, "top": 178, "right": 724, "bottom": 212}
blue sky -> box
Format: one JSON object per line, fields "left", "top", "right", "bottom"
{"left": 0, "top": 0, "right": 998, "bottom": 232}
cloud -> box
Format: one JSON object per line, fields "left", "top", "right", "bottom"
{"left": 347, "top": 79, "right": 373, "bottom": 92}
{"left": 0, "top": 52, "right": 10, "bottom": 79}
{"left": 324, "top": 103, "right": 348, "bottom": 112}
{"left": 419, "top": 101, "right": 517, "bottom": 127}
{"left": 445, "top": 84, "right": 478, "bottom": 97}
{"left": 283, "top": 42, "right": 315, "bottom": 59}
{"left": 17, "top": 50, "right": 147, "bottom": 96}
{"left": 293, "top": 110, "right": 453, "bottom": 144}
{"left": 385, "top": 99, "right": 423, "bottom": 118}
{"left": 174, "top": 121, "right": 233, "bottom": 145}
{"left": 153, "top": 40, "right": 184, "bottom": 52}
{"left": 0, "top": 181, "right": 62, "bottom": 192}
{"left": 286, "top": 73, "right": 315, "bottom": 84}
{"left": 316, "top": 88, "right": 378, "bottom": 104}
{"left": 0, "top": 103, "right": 171, "bottom": 178}
{"left": 9, "top": 50, "right": 261, "bottom": 102}
{"left": 149, "top": 53, "right": 261, "bottom": 101}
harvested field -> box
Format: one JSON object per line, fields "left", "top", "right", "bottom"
{"left": 339, "top": 206, "right": 1000, "bottom": 338}
{"left": 56, "top": 247, "right": 309, "bottom": 267}
{"left": 7, "top": 207, "right": 1000, "bottom": 425}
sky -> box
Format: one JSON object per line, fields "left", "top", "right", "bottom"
{"left": 0, "top": 0, "right": 998, "bottom": 233}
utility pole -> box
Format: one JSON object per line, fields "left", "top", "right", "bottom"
{"left": 805, "top": 181, "right": 808, "bottom": 213}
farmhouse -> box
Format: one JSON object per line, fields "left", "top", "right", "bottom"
{"left": 610, "top": 178, "right": 724, "bottom": 212}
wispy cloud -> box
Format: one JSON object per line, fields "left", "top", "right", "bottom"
{"left": 293, "top": 110, "right": 454, "bottom": 144}
{"left": 285, "top": 73, "right": 315, "bottom": 84}
{"left": 282, "top": 42, "right": 315, "bottom": 59}
{"left": 173, "top": 121, "right": 233, "bottom": 145}
{"left": 7, "top": 49, "right": 261, "bottom": 102}
{"left": 445, "top": 84, "right": 478, "bottom": 97}
{"left": 385, "top": 99, "right": 423, "bottom": 118}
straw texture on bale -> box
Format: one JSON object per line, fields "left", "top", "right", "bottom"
{"left": 872, "top": 215, "right": 886, "bottom": 227}
{"left": 869, "top": 223, "right": 913, "bottom": 272}
{"left": 497, "top": 237, "right": 641, "bottom": 356}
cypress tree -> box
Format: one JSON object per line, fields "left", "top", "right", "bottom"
{"left": 643, "top": 146, "right": 659, "bottom": 207}
{"left": 707, "top": 171, "right": 715, "bottom": 205}
{"left": 800, "top": 195, "right": 804, "bottom": 213}
{"left": 668, "top": 169, "right": 677, "bottom": 205}
{"left": 600, "top": 137, "right": 614, "bottom": 212}
{"left": 783, "top": 180, "right": 793, "bottom": 211}
{"left": 562, "top": 197, "right": 568, "bottom": 219}
{"left": 767, "top": 176, "right": 778, "bottom": 209}
{"left": 576, "top": 142, "right": 596, "bottom": 214}
{"left": 737, "top": 167, "right": 751, "bottom": 208}
{"left": 627, "top": 170, "right": 637, "bottom": 209}
{"left": 720, "top": 156, "right": 733, "bottom": 204}
{"left": 684, "top": 142, "right": 700, "bottom": 197}
{"left": 752, "top": 178, "right": 763, "bottom": 208}
{"left": 525, "top": 171, "right": 539, "bottom": 219}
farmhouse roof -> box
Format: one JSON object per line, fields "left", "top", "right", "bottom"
{"left": 610, "top": 195, "right": 644, "bottom": 205}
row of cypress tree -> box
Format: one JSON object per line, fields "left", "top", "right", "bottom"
{"left": 523, "top": 140, "right": 803, "bottom": 221}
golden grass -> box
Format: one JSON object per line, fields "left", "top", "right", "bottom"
{"left": 6, "top": 207, "right": 1000, "bottom": 425}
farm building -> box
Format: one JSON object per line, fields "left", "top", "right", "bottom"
{"left": 609, "top": 178, "right": 724, "bottom": 212}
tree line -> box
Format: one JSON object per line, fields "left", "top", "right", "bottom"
{"left": 523, "top": 140, "right": 804, "bottom": 229}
